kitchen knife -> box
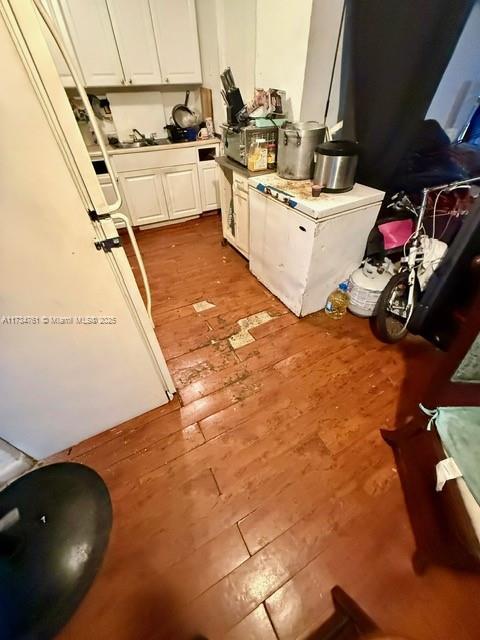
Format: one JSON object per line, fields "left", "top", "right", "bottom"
{"left": 225, "top": 67, "right": 235, "bottom": 89}
{"left": 220, "top": 73, "right": 230, "bottom": 93}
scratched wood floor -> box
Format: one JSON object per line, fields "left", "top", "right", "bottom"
{"left": 55, "top": 214, "right": 480, "bottom": 640}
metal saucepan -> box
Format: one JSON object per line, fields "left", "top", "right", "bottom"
{"left": 172, "top": 90, "right": 197, "bottom": 128}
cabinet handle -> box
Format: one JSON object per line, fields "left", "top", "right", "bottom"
{"left": 165, "top": 77, "right": 170, "bottom": 83}
{"left": 129, "top": 79, "right": 132, "bottom": 84}
{"left": 121, "top": 78, "right": 125, "bottom": 85}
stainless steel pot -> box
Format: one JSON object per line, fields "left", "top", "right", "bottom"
{"left": 313, "top": 140, "right": 359, "bottom": 192}
{"left": 277, "top": 121, "right": 326, "bottom": 180}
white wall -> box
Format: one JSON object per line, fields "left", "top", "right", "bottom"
{"left": 197, "top": 0, "right": 347, "bottom": 127}
{"left": 105, "top": 88, "right": 201, "bottom": 141}
{"left": 300, "top": 0, "right": 344, "bottom": 126}
{"left": 197, "top": 0, "right": 256, "bottom": 131}
{"left": 427, "top": 0, "right": 480, "bottom": 140}
{"left": 196, "top": 0, "right": 224, "bottom": 132}
{"left": 217, "top": 0, "right": 256, "bottom": 100}
{"left": 255, "top": 0, "right": 313, "bottom": 120}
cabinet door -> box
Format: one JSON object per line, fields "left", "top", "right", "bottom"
{"left": 40, "top": 0, "right": 82, "bottom": 87}
{"left": 120, "top": 170, "right": 168, "bottom": 226}
{"left": 198, "top": 162, "right": 219, "bottom": 211}
{"left": 149, "top": 0, "right": 202, "bottom": 84}
{"left": 105, "top": 0, "right": 162, "bottom": 85}
{"left": 59, "top": 0, "right": 124, "bottom": 86}
{"left": 233, "top": 189, "right": 249, "bottom": 257}
{"left": 161, "top": 165, "right": 201, "bottom": 220}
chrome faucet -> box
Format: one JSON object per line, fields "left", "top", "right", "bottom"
{"left": 131, "top": 128, "right": 156, "bottom": 145}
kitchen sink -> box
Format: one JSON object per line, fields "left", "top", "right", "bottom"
{"left": 112, "top": 139, "right": 171, "bottom": 149}
{"left": 112, "top": 140, "right": 151, "bottom": 149}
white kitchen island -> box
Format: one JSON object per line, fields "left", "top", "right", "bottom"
{"left": 248, "top": 174, "right": 385, "bottom": 317}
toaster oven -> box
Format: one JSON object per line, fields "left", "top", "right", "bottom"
{"left": 221, "top": 124, "right": 278, "bottom": 167}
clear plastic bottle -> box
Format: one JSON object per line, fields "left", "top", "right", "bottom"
{"left": 325, "top": 282, "right": 350, "bottom": 319}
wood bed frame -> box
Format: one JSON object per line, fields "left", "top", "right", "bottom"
{"left": 381, "top": 270, "right": 480, "bottom": 572}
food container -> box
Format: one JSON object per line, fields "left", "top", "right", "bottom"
{"left": 277, "top": 121, "right": 326, "bottom": 180}
{"left": 314, "top": 140, "right": 359, "bottom": 192}
{"left": 247, "top": 138, "right": 268, "bottom": 172}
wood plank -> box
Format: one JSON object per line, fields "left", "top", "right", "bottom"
{"left": 238, "top": 428, "right": 388, "bottom": 555}
{"left": 225, "top": 605, "right": 278, "bottom": 640}
{"left": 55, "top": 215, "right": 480, "bottom": 640}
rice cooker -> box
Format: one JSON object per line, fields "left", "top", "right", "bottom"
{"left": 314, "top": 140, "right": 359, "bottom": 192}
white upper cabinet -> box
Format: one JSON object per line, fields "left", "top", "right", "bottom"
{"left": 105, "top": 0, "right": 162, "bottom": 85}
{"left": 149, "top": 0, "right": 202, "bottom": 84}
{"left": 58, "top": 0, "right": 124, "bottom": 86}
{"left": 51, "top": 0, "right": 202, "bottom": 87}
{"left": 39, "top": 0, "right": 83, "bottom": 87}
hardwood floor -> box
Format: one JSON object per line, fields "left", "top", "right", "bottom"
{"left": 55, "top": 214, "right": 479, "bottom": 640}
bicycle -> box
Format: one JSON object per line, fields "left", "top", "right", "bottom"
{"left": 374, "top": 175, "right": 480, "bottom": 343}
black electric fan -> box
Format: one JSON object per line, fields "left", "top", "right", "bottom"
{"left": 0, "top": 463, "right": 112, "bottom": 639}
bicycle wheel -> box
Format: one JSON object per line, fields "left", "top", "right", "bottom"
{"left": 374, "top": 271, "right": 416, "bottom": 343}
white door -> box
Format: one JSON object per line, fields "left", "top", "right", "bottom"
{"left": 105, "top": 0, "right": 162, "bottom": 85}
{"left": 58, "top": 0, "right": 125, "bottom": 86}
{"left": 198, "top": 162, "right": 219, "bottom": 211}
{"left": 149, "top": 0, "right": 202, "bottom": 84}
{"left": 120, "top": 170, "right": 169, "bottom": 225}
{"left": 249, "top": 189, "right": 316, "bottom": 316}
{"left": 162, "top": 164, "right": 201, "bottom": 219}
{"left": 233, "top": 188, "right": 249, "bottom": 257}
{"left": 0, "top": 5, "right": 174, "bottom": 459}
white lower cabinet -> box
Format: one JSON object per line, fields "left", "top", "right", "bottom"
{"left": 198, "top": 161, "right": 220, "bottom": 211}
{"left": 120, "top": 170, "right": 169, "bottom": 226}
{"left": 232, "top": 188, "right": 249, "bottom": 256}
{"left": 118, "top": 164, "right": 202, "bottom": 226}
{"left": 112, "top": 144, "right": 219, "bottom": 227}
{"left": 161, "top": 165, "right": 201, "bottom": 220}
{"left": 218, "top": 167, "right": 250, "bottom": 258}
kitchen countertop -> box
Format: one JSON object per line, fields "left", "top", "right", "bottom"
{"left": 87, "top": 136, "right": 220, "bottom": 158}
{"left": 215, "top": 155, "right": 274, "bottom": 178}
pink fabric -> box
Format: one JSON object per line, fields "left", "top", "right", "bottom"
{"left": 378, "top": 219, "right": 414, "bottom": 249}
